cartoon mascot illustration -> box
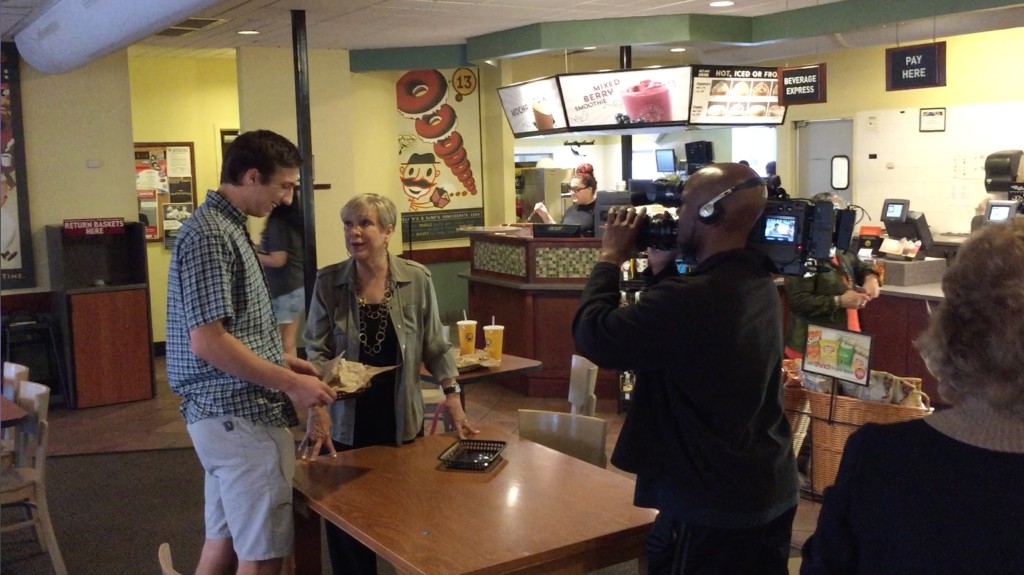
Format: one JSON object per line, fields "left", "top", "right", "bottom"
{"left": 399, "top": 152, "right": 450, "bottom": 210}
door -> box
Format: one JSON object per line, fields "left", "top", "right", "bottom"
{"left": 796, "top": 119, "right": 853, "bottom": 204}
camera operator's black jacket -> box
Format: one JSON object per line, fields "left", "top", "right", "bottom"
{"left": 574, "top": 248, "right": 798, "bottom": 528}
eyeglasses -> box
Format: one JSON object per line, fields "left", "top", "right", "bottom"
{"left": 569, "top": 186, "right": 590, "bottom": 193}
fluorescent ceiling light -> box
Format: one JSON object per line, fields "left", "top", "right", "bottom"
{"left": 670, "top": 47, "right": 687, "bottom": 52}
{"left": 237, "top": 29, "right": 260, "bottom": 35}
{"left": 710, "top": 1, "right": 734, "bottom": 6}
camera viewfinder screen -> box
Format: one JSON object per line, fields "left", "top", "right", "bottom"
{"left": 764, "top": 215, "right": 797, "bottom": 243}
{"left": 885, "top": 203, "right": 905, "bottom": 219}
{"left": 988, "top": 205, "right": 1012, "bottom": 222}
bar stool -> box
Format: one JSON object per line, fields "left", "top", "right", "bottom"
{"left": 2, "top": 315, "right": 66, "bottom": 407}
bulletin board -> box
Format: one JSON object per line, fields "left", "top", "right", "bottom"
{"left": 134, "top": 142, "right": 196, "bottom": 245}
{"left": 853, "top": 102, "right": 1024, "bottom": 234}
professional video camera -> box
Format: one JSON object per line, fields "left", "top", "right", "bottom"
{"left": 628, "top": 178, "right": 853, "bottom": 276}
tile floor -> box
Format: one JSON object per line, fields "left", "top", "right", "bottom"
{"left": 46, "top": 357, "right": 820, "bottom": 573}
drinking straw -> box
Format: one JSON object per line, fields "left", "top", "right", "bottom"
{"left": 491, "top": 316, "right": 495, "bottom": 326}
{"left": 463, "top": 310, "right": 468, "bottom": 321}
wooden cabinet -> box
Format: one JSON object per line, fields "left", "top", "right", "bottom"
{"left": 67, "top": 289, "right": 154, "bottom": 407}
{"left": 47, "top": 222, "right": 154, "bottom": 408}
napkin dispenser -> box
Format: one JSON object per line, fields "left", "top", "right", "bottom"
{"left": 984, "top": 150, "right": 1024, "bottom": 192}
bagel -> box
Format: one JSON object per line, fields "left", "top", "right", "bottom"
{"left": 396, "top": 69, "right": 448, "bottom": 118}
{"left": 457, "top": 169, "right": 474, "bottom": 183}
{"left": 414, "top": 104, "right": 457, "bottom": 142}
{"left": 433, "top": 132, "right": 464, "bottom": 159}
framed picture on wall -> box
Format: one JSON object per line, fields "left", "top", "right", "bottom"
{"left": 919, "top": 107, "right": 946, "bottom": 132}
{"left": 1, "top": 42, "right": 37, "bottom": 288}
{"left": 134, "top": 142, "right": 196, "bottom": 242}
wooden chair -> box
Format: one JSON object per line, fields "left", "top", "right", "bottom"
{"left": 0, "top": 381, "right": 68, "bottom": 575}
{"left": 518, "top": 409, "right": 608, "bottom": 468}
{"left": 2, "top": 362, "right": 30, "bottom": 466}
{"left": 158, "top": 542, "right": 184, "bottom": 575}
{"left": 567, "top": 355, "right": 598, "bottom": 416}
{"left": 2, "top": 361, "right": 29, "bottom": 401}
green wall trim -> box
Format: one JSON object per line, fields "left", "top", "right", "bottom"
{"left": 467, "top": 15, "right": 751, "bottom": 62}
{"left": 350, "top": 44, "right": 469, "bottom": 72}
{"left": 348, "top": 0, "right": 1023, "bottom": 71}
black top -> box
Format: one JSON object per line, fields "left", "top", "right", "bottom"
{"left": 573, "top": 249, "right": 797, "bottom": 528}
{"left": 351, "top": 303, "right": 399, "bottom": 448}
{"left": 561, "top": 201, "right": 596, "bottom": 237}
{"left": 801, "top": 419, "right": 1024, "bottom": 574}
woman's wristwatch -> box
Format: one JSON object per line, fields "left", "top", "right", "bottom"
{"left": 441, "top": 382, "right": 462, "bottom": 396}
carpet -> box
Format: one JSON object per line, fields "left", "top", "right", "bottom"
{"left": 2, "top": 448, "right": 206, "bottom": 575}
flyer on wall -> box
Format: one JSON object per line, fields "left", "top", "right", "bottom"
{"left": 557, "top": 66, "right": 692, "bottom": 129}
{"left": 689, "top": 65, "right": 786, "bottom": 126}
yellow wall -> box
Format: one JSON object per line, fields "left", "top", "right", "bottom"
{"left": 15, "top": 50, "right": 136, "bottom": 291}
{"left": 129, "top": 55, "right": 239, "bottom": 343}
{"left": 770, "top": 27, "right": 1024, "bottom": 198}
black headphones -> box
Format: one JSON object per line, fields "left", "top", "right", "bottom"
{"left": 697, "top": 177, "right": 766, "bottom": 224}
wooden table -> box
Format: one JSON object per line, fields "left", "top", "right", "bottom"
{"left": 420, "top": 353, "right": 543, "bottom": 386}
{"left": 293, "top": 425, "right": 655, "bottom": 575}
{"left": 1, "top": 396, "right": 27, "bottom": 429}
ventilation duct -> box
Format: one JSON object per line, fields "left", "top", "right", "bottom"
{"left": 15, "top": 0, "right": 222, "bottom": 74}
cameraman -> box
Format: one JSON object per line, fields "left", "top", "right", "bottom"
{"left": 573, "top": 163, "right": 798, "bottom": 575}
{"left": 784, "top": 192, "right": 880, "bottom": 359}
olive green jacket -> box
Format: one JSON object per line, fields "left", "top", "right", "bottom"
{"left": 784, "top": 251, "right": 879, "bottom": 355}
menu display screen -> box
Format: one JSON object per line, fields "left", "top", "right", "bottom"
{"left": 689, "top": 66, "right": 786, "bottom": 125}
{"left": 497, "top": 76, "right": 568, "bottom": 137}
{"left": 556, "top": 66, "right": 692, "bottom": 129}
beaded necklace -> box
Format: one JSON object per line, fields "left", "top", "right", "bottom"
{"left": 356, "top": 268, "right": 393, "bottom": 356}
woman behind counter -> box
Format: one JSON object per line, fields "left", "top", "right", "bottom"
{"left": 533, "top": 162, "right": 598, "bottom": 237}
{"left": 304, "top": 193, "right": 477, "bottom": 575}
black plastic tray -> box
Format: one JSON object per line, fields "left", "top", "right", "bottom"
{"left": 437, "top": 439, "right": 507, "bottom": 471}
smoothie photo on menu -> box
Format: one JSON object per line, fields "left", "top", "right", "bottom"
{"left": 621, "top": 79, "right": 672, "bottom": 123}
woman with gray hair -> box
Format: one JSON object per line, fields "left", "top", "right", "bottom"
{"left": 800, "top": 219, "right": 1024, "bottom": 574}
{"left": 304, "top": 193, "right": 477, "bottom": 575}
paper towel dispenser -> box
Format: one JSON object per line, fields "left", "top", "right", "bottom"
{"left": 984, "top": 150, "right": 1024, "bottom": 192}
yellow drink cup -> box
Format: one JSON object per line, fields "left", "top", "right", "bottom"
{"left": 483, "top": 325, "right": 504, "bottom": 361}
{"left": 456, "top": 320, "right": 477, "bottom": 356}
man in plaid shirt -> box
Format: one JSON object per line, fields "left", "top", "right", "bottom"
{"left": 166, "top": 130, "right": 335, "bottom": 575}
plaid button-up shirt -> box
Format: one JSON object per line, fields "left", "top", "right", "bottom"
{"left": 166, "top": 190, "right": 298, "bottom": 428}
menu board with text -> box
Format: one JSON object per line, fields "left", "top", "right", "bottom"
{"left": 689, "top": 66, "right": 786, "bottom": 125}
{"left": 497, "top": 76, "right": 568, "bottom": 137}
{"left": 557, "top": 66, "right": 692, "bottom": 129}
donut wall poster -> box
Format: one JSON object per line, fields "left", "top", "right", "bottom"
{"left": 689, "top": 65, "right": 787, "bottom": 126}
{"left": 1, "top": 42, "right": 36, "bottom": 288}
{"left": 396, "top": 68, "right": 484, "bottom": 241}
{"left": 556, "top": 66, "right": 692, "bottom": 129}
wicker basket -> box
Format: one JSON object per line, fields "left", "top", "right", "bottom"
{"left": 806, "top": 389, "right": 932, "bottom": 495}
{"left": 783, "top": 386, "right": 810, "bottom": 456}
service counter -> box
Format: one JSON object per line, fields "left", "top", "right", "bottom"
{"left": 462, "top": 231, "right": 617, "bottom": 398}
{"left": 858, "top": 283, "right": 947, "bottom": 407}
{"left": 465, "top": 230, "right": 949, "bottom": 405}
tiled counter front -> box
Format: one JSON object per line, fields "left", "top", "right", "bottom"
{"left": 466, "top": 232, "right": 616, "bottom": 398}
